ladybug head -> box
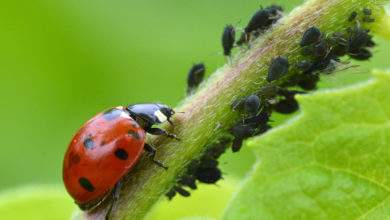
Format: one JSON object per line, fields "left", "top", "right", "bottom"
{"left": 127, "top": 103, "right": 175, "bottom": 128}
{"left": 156, "top": 104, "right": 175, "bottom": 122}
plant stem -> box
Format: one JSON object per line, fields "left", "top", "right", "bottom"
{"left": 85, "top": 0, "right": 386, "bottom": 219}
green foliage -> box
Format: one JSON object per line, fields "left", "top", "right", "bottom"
{"left": 223, "top": 70, "right": 390, "bottom": 220}
{"left": 0, "top": 186, "right": 75, "bottom": 219}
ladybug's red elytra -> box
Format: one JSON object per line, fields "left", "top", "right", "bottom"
{"left": 63, "top": 103, "right": 177, "bottom": 216}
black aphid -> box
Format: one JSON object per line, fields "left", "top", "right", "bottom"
{"left": 166, "top": 188, "right": 176, "bottom": 200}
{"left": 187, "top": 63, "right": 206, "bottom": 95}
{"left": 329, "top": 32, "right": 349, "bottom": 56}
{"left": 297, "top": 60, "right": 313, "bottom": 73}
{"left": 238, "top": 5, "right": 283, "bottom": 46}
{"left": 300, "top": 27, "right": 322, "bottom": 47}
{"left": 195, "top": 167, "right": 222, "bottom": 184}
{"left": 297, "top": 74, "right": 320, "bottom": 91}
{"left": 222, "top": 25, "right": 236, "bottom": 56}
{"left": 174, "top": 186, "right": 191, "bottom": 197}
{"left": 363, "top": 8, "right": 372, "bottom": 15}
{"left": 348, "top": 11, "right": 358, "bottom": 22}
{"left": 245, "top": 5, "right": 283, "bottom": 34}
{"left": 267, "top": 56, "right": 289, "bottom": 82}
{"left": 232, "top": 94, "right": 261, "bottom": 117}
{"left": 312, "top": 40, "right": 330, "bottom": 59}
{"left": 362, "top": 8, "right": 375, "bottom": 22}
{"left": 349, "top": 48, "right": 372, "bottom": 60}
{"left": 178, "top": 175, "right": 197, "bottom": 190}
{"left": 230, "top": 112, "right": 270, "bottom": 152}
{"left": 273, "top": 90, "right": 303, "bottom": 114}
{"left": 347, "top": 26, "right": 374, "bottom": 60}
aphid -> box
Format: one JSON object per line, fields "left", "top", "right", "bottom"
{"left": 222, "top": 25, "right": 236, "bottom": 56}
{"left": 297, "top": 60, "right": 313, "bottom": 73}
{"left": 238, "top": 4, "right": 283, "bottom": 46}
{"left": 187, "top": 63, "right": 206, "bottom": 95}
{"left": 349, "top": 48, "right": 372, "bottom": 60}
{"left": 232, "top": 94, "right": 261, "bottom": 117}
{"left": 244, "top": 94, "right": 261, "bottom": 116}
{"left": 297, "top": 74, "right": 320, "bottom": 91}
{"left": 312, "top": 40, "right": 330, "bottom": 59}
{"left": 347, "top": 26, "right": 375, "bottom": 60}
{"left": 348, "top": 11, "right": 358, "bottom": 22}
{"left": 300, "top": 27, "right": 322, "bottom": 47}
{"left": 363, "top": 8, "right": 372, "bottom": 16}
{"left": 195, "top": 167, "right": 222, "bottom": 184}
{"left": 166, "top": 188, "right": 176, "bottom": 200}
{"left": 267, "top": 56, "right": 289, "bottom": 82}
{"left": 178, "top": 175, "right": 197, "bottom": 190}
{"left": 273, "top": 90, "right": 302, "bottom": 114}
{"left": 348, "top": 27, "right": 372, "bottom": 51}
{"left": 174, "top": 186, "right": 191, "bottom": 197}
{"left": 230, "top": 112, "right": 270, "bottom": 152}
{"left": 329, "top": 32, "right": 348, "bottom": 56}
{"left": 63, "top": 104, "right": 177, "bottom": 217}
{"left": 244, "top": 5, "right": 283, "bottom": 34}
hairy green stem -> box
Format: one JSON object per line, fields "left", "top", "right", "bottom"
{"left": 85, "top": 0, "right": 386, "bottom": 219}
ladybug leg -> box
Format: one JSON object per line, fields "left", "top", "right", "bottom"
{"left": 105, "top": 181, "right": 123, "bottom": 220}
{"left": 146, "top": 127, "right": 180, "bottom": 141}
{"left": 144, "top": 143, "right": 168, "bottom": 170}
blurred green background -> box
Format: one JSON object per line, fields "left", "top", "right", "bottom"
{"left": 0, "top": 0, "right": 389, "bottom": 219}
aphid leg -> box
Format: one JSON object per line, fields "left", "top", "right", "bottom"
{"left": 105, "top": 181, "right": 123, "bottom": 220}
{"left": 144, "top": 143, "right": 168, "bottom": 170}
{"left": 146, "top": 127, "right": 180, "bottom": 140}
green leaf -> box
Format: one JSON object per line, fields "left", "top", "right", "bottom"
{"left": 0, "top": 185, "right": 76, "bottom": 220}
{"left": 222, "top": 71, "right": 390, "bottom": 220}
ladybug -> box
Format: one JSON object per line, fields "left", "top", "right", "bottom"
{"left": 63, "top": 103, "right": 177, "bottom": 216}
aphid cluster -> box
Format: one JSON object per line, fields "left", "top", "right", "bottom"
{"left": 166, "top": 139, "right": 229, "bottom": 198}
{"left": 173, "top": 6, "right": 377, "bottom": 200}
{"left": 220, "top": 5, "right": 284, "bottom": 59}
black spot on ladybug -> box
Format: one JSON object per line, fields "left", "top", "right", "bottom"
{"left": 348, "top": 11, "right": 358, "bottom": 22}
{"left": 187, "top": 63, "right": 206, "bottom": 95}
{"left": 114, "top": 148, "right": 128, "bottom": 160}
{"left": 128, "top": 130, "right": 141, "bottom": 140}
{"left": 83, "top": 137, "right": 94, "bottom": 149}
{"left": 267, "top": 56, "right": 289, "bottom": 82}
{"left": 222, "top": 24, "right": 236, "bottom": 56}
{"left": 79, "top": 177, "right": 95, "bottom": 192}
{"left": 103, "top": 108, "right": 122, "bottom": 121}
{"left": 129, "top": 120, "right": 140, "bottom": 128}
{"left": 300, "top": 26, "right": 322, "bottom": 47}
{"left": 70, "top": 152, "right": 81, "bottom": 165}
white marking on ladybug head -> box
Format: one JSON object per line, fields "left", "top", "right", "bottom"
{"left": 154, "top": 110, "right": 168, "bottom": 123}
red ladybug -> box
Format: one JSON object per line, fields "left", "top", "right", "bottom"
{"left": 63, "top": 104, "right": 177, "bottom": 216}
